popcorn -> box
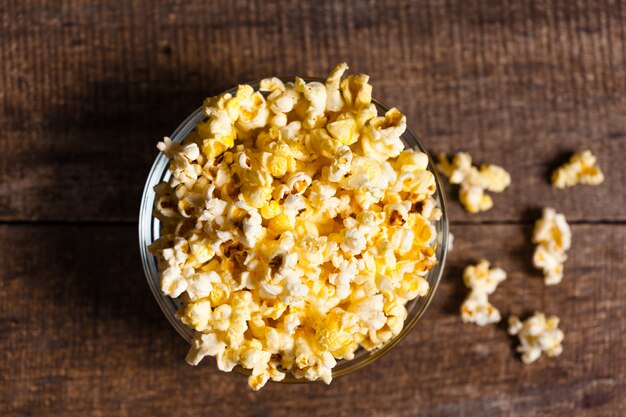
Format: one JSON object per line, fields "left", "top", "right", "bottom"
{"left": 198, "top": 100, "right": 238, "bottom": 158}
{"left": 151, "top": 64, "right": 441, "bottom": 390}
{"left": 235, "top": 85, "right": 270, "bottom": 132}
{"left": 157, "top": 137, "right": 182, "bottom": 159}
{"left": 437, "top": 152, "right": 510, "bottom": 213}
{"left": 459, "top": 184, "right": 493, "bottom": 214}
{"left": 460, "top": 260, "right": 506, "bottom": 326}
{"left": 463, "top": 259, "right": 507, "bottom": 295}
{"left": 340, "top": 73, "right": 372, "bottom": 110}
{"left": 552, "top": 150, "right": 604, "bottom": 188}
{"left": 327, "top": 118, "right": 358, "bottom": 146}
{"left": 325, "top": 62, "right": 348, "bottom": 112}
{"left": 508, "top": 312, "right": 564, "bottom": 364}
{"left": 361, "top": 108, "right": 407, "bottom": 161}
{"left": 234, "top": 201, "right": 264, "bottom": 248}
{"left": 186, "top": 333, "right": 227, "bottom": 366}
{"left": 307, "top": 181, "right": 339, "bottom": 218}
{"left": 295, "top": 77, "right": 327, "bottom": 128}
{"left": 328, "top": 145, "right": 353, "bottom": 182}
{"left": 285, "top": 172, "right": 312, "bottom": 195}
{"left": 532, "top": 207, "right": 571, "bottom": 285}
{"left": 460, "top": 291, "right": 501, "bottom": 326}
{"left": 186, "top": 271, "right": 220, "bottom": 301}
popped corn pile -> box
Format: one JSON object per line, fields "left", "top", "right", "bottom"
{"left": 552, "top": 150, "right": 604, "bottom": 189}
{"left": 532, "top": 207, "right": 571, "bottom": 285}
{"left": 149, "top": 63, "right": 442, "bottom": 390}
{"left": 437, "top": 152, "right": 511, "bottom": 213}
{"left": 508, "top": 313, "right": 564, "bottom": 364}
{"left": 460, "top": 260, "right": 507, "bottom": 326}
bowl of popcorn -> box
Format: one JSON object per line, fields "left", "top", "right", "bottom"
{"left": 139, "top": 63, "right": 449, "bottom": 390}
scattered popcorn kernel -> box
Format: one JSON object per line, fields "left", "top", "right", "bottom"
{"left": 463, "top": 259, "right": 507, "bottom": 295}
{"left": 459, "top": 184, "right": 493, "bottom": 214}
{"left": 461, "top": 291, "right": 501, "bottom": 326}
{"left": 552, "top": 150, "right": 604, "bottom": 188}
{"left": 437, "top": 152, "right": 510, "bottom": 213}
{"left": 460, "top": 260, "right": 506, "bottom": 326}
{"left": 532, "top": 207, "right": 571, "bottom": 285}
{"left": 508, "top": 312, "right": 564, "bottom": 364}
{"left": 150, "top": 64, "right": 442, "bottom": 390}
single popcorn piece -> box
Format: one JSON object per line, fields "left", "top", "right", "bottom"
{"left": 532, "top": 207, "right": 571, "bottom": 285}
{"left": 460, "top": 291, "right": 501, "bottom": 326}
{"left": 437, "top": 152, "right": 510, "bottom": 213}
{"left": 460, "top": 260, "right": 507, "bottom": 326}
{"left": 149, "top": 64, "right": 442, "bottom": 390}
{"left": 552, "top": 150, "right": 604, "bottom": 189}
{"left": 508, "top": 312, "right": 564, "bottom": 364}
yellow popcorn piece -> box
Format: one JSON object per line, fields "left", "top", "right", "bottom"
{"left": 327, "top": 117, "right": 358, "bottom": 145}
{"left": 552, "top": 150, "right": 604, "bottom": 188}
{"left": 463, "top": 259, "right": 506, "bottom": 294}
{"left": 340, "top": 74, "right": 372, "bottom": 110}
{"left": 268, "top": 213, "right": 295, "bottom": 235}
{"left": 396, "top": 272, "right": 429, "bottom": 300}
{"left": 209, "top": 283, "right": 230, "bottom": 306}
{"left": 240, "top": 169, "right": 273, "bottom": 208}
{"left": 266, "top": 154, "right": 289, "bottom": 177}
{"left": 361, "top": 108, "right": 407, "bottom": 161}
{"left": 459, "top": 184, "right": 493, "bottom": 214}
{"left": 152, "top": 63, "right": 441, "bottom": 390}
{"left": 394, "top": 149, "right": 429, "bottom": 172}
{"left": 295, "top": 77, "right": 327, "bottom": 129}
{"left": 460, "top": 260, "right": 506, "bottom": 326}
{"left": 314, "top": 308, "right": 358, "bottom": 353}
{"left": 235, "top": 85, "right": 270, "bottom": 132}
{"left": 259, "top": 77, "right": 286, "bottom": 93}
{"left": 180, "top": 299, "right": 213, "bottom": 331}
{"left": 532, "top": 207, "right": 571, "bottom": 285}
{"left": 478, "top": 164, "right": 511, "bottom": 192}
{"left": 325, "top": 62, "right": 349, "bottom": 112}
{"left": 437, "top": 152, "right": 510, "bottom": 213}
{"left": 309, "top": 128, "right": 342, "bottom": 159}
{"left": 328, "top": 145, "right": 353, "bottom": 183}
{"left": 260, "top": 200, "right": 281, "bottom": 220}
{"left": 508, "top": 312, "right": 564, "bottom": 364}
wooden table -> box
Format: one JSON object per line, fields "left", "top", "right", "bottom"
{"left": 2, "top": 1, "right": 625, "bottom": 416}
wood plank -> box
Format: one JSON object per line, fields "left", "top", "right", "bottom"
{"left": 1, "top": 223, "right": 624, "bottom": 416}
{"left": 0, "top": 0, "right": 625, "bottom": 222}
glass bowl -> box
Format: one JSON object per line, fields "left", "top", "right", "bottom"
{"left": 139, "top": 78, "right": 449, "bottom": 383}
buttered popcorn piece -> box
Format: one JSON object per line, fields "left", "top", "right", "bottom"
{"left": 532, "top": 207, "right": 571, "bottom": 285}
{"left": 508, "top": 312, "right": 564, "bottom": 364}
{"left": 437, "top": 152, "right": 510, "bottom": 213}
{"left": 150, "top": 63, "right": 441, "bottom": 390}
{"left": 460, "top": 291, "right": 501, "bottom": 326}
{"left": 552, "top": 150, "right": 604, "bottom": 189}
{"left": 460, "top": 260, "right": 507, "bottom": 326}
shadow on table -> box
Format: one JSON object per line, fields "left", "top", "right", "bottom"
{"left": 36, "top": 47, "right": 260, "bottom": 221}
{"left": 19, "top": 223, "right": 189, "bottom": 367}
{"left": 27, "top": 51, "right": 250, "bottom": 359}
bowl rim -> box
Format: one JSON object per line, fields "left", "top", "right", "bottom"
{"left": 138, "top": 77, "right": 449, "bottom": 384}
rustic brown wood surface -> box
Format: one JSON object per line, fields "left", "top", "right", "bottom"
{"left": 1, "top": 0, "right": 625, "bottom": 416}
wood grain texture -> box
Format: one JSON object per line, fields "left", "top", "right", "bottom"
{"left": 1, "top": 224, "right": 624, "bottom": 417}
{"left": 2, "top": 1, "right": 625, "bottom": 416}
{"left": 0, "top": 0, "right": 625, "bottom": 222}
